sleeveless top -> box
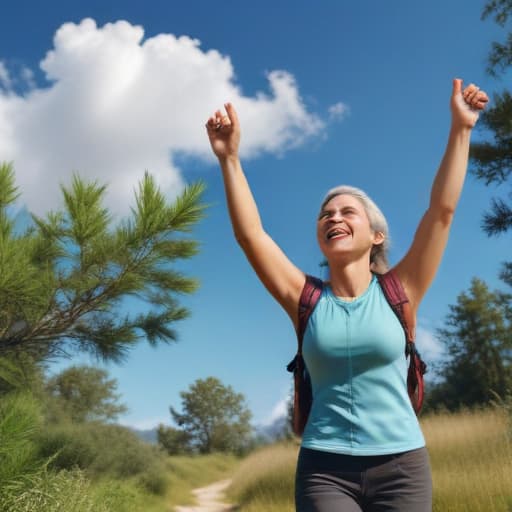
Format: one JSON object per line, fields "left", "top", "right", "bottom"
{"left": 301, "top": 274, "right": 425, "bottom": 455}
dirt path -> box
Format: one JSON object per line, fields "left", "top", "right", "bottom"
{"left": 174, "top": 479, "right": 237, "bottom": 512}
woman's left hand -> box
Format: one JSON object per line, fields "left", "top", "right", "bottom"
{"left": 451, "top": 78, "right": 489, "bottom": 130}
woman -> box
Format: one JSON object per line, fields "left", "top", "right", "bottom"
{"left": 205, "top": 79, "right": 488, "bottom": 511}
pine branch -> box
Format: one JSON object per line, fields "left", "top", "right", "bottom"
{"left": 166, "top": 181, "right": 207, "bottom": 233}
{"left": 0, "top": 162, "right": 20, "bottom": 208}
{"left": 500, "top": 261, "right": 512, "bottom": 288}
{"left": 0, "top": 167, "right": 206, "bottom": 361}
{"left": 482, "top": 0, "right": 512, "bottom": 75}
{"left": 482, "top": 197, "right": 512, "bottom": 235}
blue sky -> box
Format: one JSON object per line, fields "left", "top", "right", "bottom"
{"left": 1, "top": 1, "right": 510, "bottom": 429}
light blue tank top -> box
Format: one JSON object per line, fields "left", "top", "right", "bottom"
{"left": 301, "top": 273, "right": 425, "bottom": 455}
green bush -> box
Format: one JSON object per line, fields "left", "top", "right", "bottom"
{"left": 37, "top": 421, "right": 168, "bottom": 493}
{"left": 0, "top": 393, "right": 108, "bottom": 512}
{"left": 37, "top": 423, "right": 97, "bottom": 470}
{"left": 136, "top": 466, "right": 168, "bottom": 496}
{"left": 0, "top": 392, "right": 173, "bottom": 511}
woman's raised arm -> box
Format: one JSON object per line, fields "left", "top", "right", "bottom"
{"left": 206, "top": 103, "right": 305, "bottom": 327}
{"left": 394, "top": 79, "right": 489, "bottom": 311}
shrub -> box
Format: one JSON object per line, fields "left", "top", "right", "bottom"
{"left": 0, "top": 394, "right": 106, "bottom": 512}
{"left": 37, "top": 421, "right": 168, "bottom": 494}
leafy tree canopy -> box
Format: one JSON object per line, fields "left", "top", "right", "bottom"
{"left": 45, "top": 365, "right": 127, "bottom": 423}
{"left": 165, "top": 376, "right": 252, "bottom": 455}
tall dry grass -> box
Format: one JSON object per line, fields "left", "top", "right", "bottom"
{"left": 228, "top": 407, "right": 512, "bottom": 511}
{"left": 423, "top": 408, "right": 512, "bottom": 511}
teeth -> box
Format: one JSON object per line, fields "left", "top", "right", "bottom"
{"left": 327, "top": 229, "right": 348, "bottom": 240}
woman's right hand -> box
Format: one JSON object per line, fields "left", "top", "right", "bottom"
{"left": 205, "top": 102, "right": 241, "bottom": 161}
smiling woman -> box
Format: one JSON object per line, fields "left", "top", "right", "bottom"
{"left": 317, "top": 185, "right": 390, "bottom": 277}
{"left": 206, "top": 78, "right": 488, "bottom": 512}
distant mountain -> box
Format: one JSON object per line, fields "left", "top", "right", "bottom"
{"left": 254, "top": 413, "right": 290, "bottom": 443}
{"left": 129, "top": 427, "right": 158, "bottom": 444}
{"left": 126, "top": 414, "right": 291, "bottom": 447}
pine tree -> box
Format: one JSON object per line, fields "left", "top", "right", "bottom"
{"left": 470, "top": 1, "right": 512, "bottom": 281}
{"left": 0, "top": 162, "right": 206, "bottom": 361}
{"left": 427, "top": 278, "right": 512, "bottom": 410}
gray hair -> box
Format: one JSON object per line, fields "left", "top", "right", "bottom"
{"left": 321, "top": 185, "right": 390, "bottom": 274}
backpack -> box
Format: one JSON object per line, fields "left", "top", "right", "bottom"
{"left": 286, "top": 269, "right": 427, "bottom": 437}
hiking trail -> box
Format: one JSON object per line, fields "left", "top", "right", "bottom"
{"left": 174, "top": 479, "right": 236, "bottom": 512}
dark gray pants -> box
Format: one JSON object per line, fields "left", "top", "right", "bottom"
{"left": 295, "top": 447, "right": 432, "bottom": 512}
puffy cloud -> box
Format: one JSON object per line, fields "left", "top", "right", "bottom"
{"left": 0, "top": 61, "right": 11, "bottom": 90}
{"left": 20, "top": 67, "right": 36, "bottom": 90}
{"left": 262, "top": 396, "right": 289, "bottom": 427}
{"left": 0, "top": 18, "right": 326, "bottom": 215}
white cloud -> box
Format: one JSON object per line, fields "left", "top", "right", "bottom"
{"left": 20, "top": 67, "right": 36, "bottom": 90}
{"left": 260, "top": 380, "right": 292, "bottom": 427}
{"left": 416, "top": 325, "right": 444, "bottom": 362}
{"left": 0, "top": 18, "right": 327, "bottom": 216}
{"left": 261, "top": 396, "right": 289, "bottom": 427}
{"left": 328, "top": 101, "right": 349, "bottom": 121}
{"left": 0, "top": 61, "right": 11, "bottom": 90}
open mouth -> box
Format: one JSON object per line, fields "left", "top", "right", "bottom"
{"left": 325, "top": 228, "right": 350, "bottom": 241}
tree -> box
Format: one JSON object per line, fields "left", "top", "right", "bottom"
{"left": 0, "top": 352, "right": 45, "bottom": 396}
{"left": 426, "top": 278, "right": 512, "bottom": 410}
{"left": 156, "top": 424, "right": 192, "bottom": 455}
{"left": 45, "top": 365, "right": 127, "bottom": 423}
{"left": 0, "top": 162, "right": 205, "bottom": 361}
{"left": 168, "top": 377, "right": 252, "bottom": 454}
{"left": 470, "top": 1, "right": 512, "bottom": 281}
{"left": 482, "top": 0, "right": 512, "bottom": 76}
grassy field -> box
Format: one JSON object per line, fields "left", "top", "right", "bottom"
{"left": 7, "top": 391, "right": 508, "bottom": 511}
{"left": 227, "top": 407, "right": 512, "bottom": 512}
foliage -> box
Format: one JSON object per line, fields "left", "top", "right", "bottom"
{"left": 482, "top": 0, "right": 512, "bottom": 75}
{"left": 0, "top": 162, "right": 206, "bottom": 362}
{"left": 0, "top": 393, "right": 43, "bottom": 484}
{"left": 0, "top": 350, "right": 48, "bottom": 401}
{"left": 157, "top": 423, "right": 192, "bottom": 455}
{"left": 164, "top": 376, "right": 253, "bottom": 454}
{"left": 0, "top": 391, "right": 175, "bottom": 511}
{"left": 0, "top": 393, "right": 107, "bottom": 512}
{"left": 426, "top": 278, "right": 512, "bottom": 411}
{"left": 45, "top": 365, "right": 127, "bottom": 423}
{"left": 471, "top": 2, "right": 512, "bottom": 279}
{"left": 37, "top": 421, "right": 168, "bottom": 490}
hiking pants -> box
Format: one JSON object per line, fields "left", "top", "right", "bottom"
{"left": 295, "top": 446, "right": 432, "bottom": 512}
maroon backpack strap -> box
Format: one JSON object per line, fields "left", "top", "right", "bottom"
{"left": 377, "top": 270, "right": 427, "bottom": 414}
{"left": 376, "top": 270, "right": 416, "bottom": 350}
{"left": 297, "top": 275, "right": 323, "bottom": 354}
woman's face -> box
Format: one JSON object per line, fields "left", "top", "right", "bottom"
{"left": 316, "top": 194, "right": 383, "bottom": 264}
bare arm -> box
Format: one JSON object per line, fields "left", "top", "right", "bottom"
{"left": 206, "top": 104, "right": 304, "bottom": 327}
{"left": 395, "top": 79, "right": 489, "bottom": 311}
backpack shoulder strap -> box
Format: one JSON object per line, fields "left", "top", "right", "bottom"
{"left": 297, "top": 275, "right": 323, "bottom": 354}
{"left": 377, "top": 270, "right": 416, "bottom": 348}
